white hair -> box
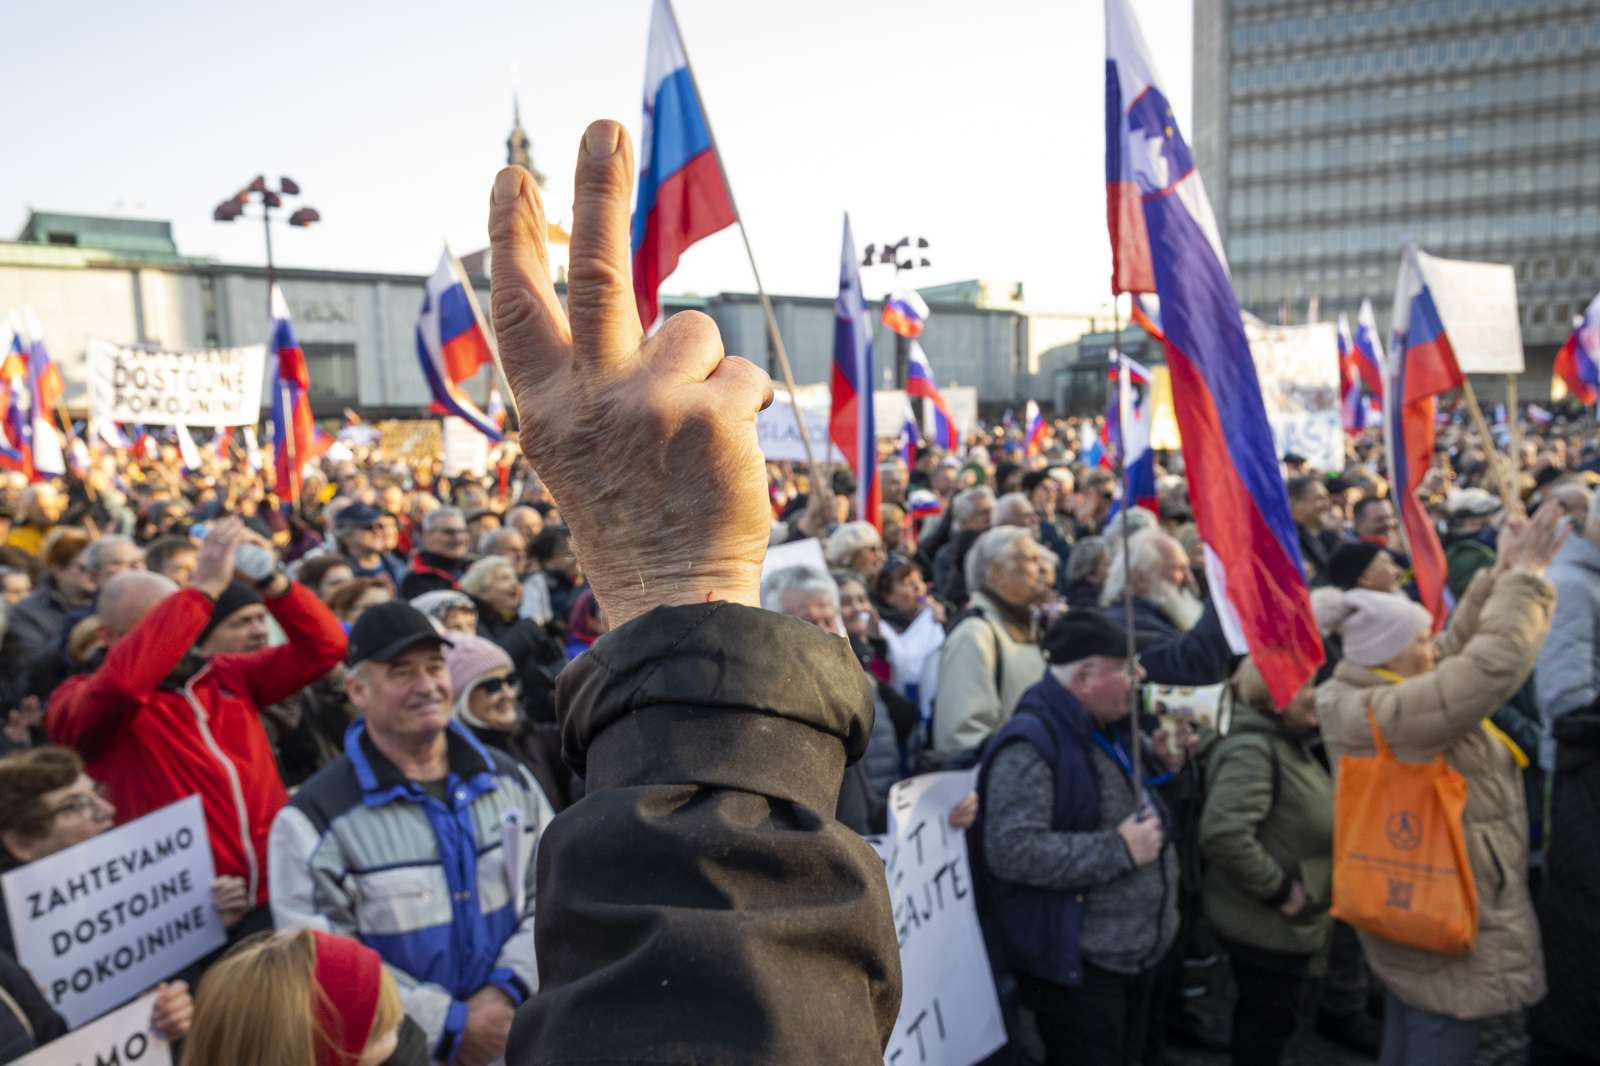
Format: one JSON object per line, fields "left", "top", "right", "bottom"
{"left": 760, "top": 566, "right": 839, "bottom": 614}
{"left": 994, "top": 492, "right": 1035, "bottom": 527}
{"left": 824, "top": 521, "right": 881, "bottom": 567}
{"left": 1049, "top": 657, "right": 1115, "bottom": 689}
{"left": 1102, "top": 506, "right": 1157, "bottom": 543}
{"left": 951, "top": 486, "right": 996, "bottom": 526}
{"left": 1100, "top": 527, "right": 1177, "bottom": 607}
{"left": 1066, "top": 536, "right": 1110, "bottom": 583}
{"left": 460, "top": 555, "right": 516, "bottom": 598}
{"left": 84, "top": 534, "right": 142, "bottom": 579}
{"left": 421, "top": 506, "right": 464, "bottom": 533}
{"left": 965, "top": 525, "right": 1035, "bottom": 596}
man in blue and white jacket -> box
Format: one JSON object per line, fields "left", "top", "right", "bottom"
{"left": 269, "top": 601, "right": 552, "bottom": 1066}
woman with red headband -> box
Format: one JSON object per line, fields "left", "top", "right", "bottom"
{"left": 185, "top": 929, "right": 426, "bottom": 1066}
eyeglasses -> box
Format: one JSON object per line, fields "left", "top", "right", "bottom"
{"left": 49, "top": 785, "right": 112, "bottom": 819}
{"left": 472, "top": 675, "right": 519, "bottom": 697}
{"left": 434, "top": 527, "right": 469, "bottom": 537}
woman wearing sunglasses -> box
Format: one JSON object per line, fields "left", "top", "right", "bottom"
{"left": 444, "top": 634, "right": 575, "bottom": 814}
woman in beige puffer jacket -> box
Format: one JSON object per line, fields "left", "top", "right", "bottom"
{"left": 1313, "top": 505, "right": 1566, "bottom": 1066}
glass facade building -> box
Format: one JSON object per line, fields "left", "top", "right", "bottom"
{"left": 1192, "top": 0, "right": 1600, "bottom": 379}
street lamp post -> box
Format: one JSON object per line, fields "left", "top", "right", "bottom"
{"left": 861, "top": 236, "right": 931, "bottom": 389}
{"left": 213, "top": 176, "right": 321, "bottom": 319}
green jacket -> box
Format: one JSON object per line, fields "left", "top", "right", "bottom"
{"left": 1199, "top": 701, "right": 1334, "bottom": 957}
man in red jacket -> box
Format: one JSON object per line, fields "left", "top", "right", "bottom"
{"left": 46, "top": 518, "right": 347, "bottom": 935}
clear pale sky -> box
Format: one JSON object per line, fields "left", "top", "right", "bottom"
{"left": 2, "top": 0, "right": 1191, "bottom": 308}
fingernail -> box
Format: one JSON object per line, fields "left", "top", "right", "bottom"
{"left": 583, "top": 122, "right": 619, "bottom": 159}
{"left": 492, "top": 169, "right": 522, "bottom": 205}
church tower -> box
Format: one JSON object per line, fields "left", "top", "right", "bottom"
{"left": 506, "top": 96, "right": 546, "bottom": 188}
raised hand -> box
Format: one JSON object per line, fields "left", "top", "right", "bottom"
{"left": 1495, "top": 501, "right": 1570, "bottom": 577}
{"left": 487, "top": 121, "right": 774, "bottom": 630}
{"left": 193, "top": 518, "right": 246, "bottom": 599}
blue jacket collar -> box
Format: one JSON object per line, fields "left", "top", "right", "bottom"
{"left": 344, "top": 718, "right": 499, "bottom": 807}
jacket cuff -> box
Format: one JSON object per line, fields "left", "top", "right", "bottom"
{"left": 1263, "top": 868, "right": 1295, "bottom": 907}
{"left": 435, "top": 999, "right": 469, "bottom": 1062}
{"left": 486, "top": 968, "right": 528, "bottom": 1007}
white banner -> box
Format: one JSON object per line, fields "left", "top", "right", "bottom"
{"left": 441, "top": 416, "right": 490, "bottom": 477}
{"left": 2, "top": 795, "right": 225, "bottom": 1028}
{"left": 86, "top": 339, "right": 267, "bottom": 428}
{"left": 15, "top": 991, "right": 172, "bottom": 1066}
{"left": 872, "top": 771, "right": 1006, "bottom": 1066}
{"left": 1416, "top": 250, "right": 1525, "bottom": 374}
{"left": 1246, "top": 320, "right": 1342, "bottom": 473}
{"left": 758, "top": 386, "right": 839, "bottom": 464}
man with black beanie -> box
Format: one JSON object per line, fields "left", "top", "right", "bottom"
{"left": 1326, "top": 540, "right": 1402, "bottom": 595}
{"left": 972, "top": 611, "right": 1186, "bottom": 1065}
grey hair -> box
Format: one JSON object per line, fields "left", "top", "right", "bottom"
{"left": 478, "top": 527, "right": 524, "bottom": 556}
{"left": 1100, "top": 527, "right": 1178, "bottom": 606}
{"left": 1066, "top": 535, "right": 1110, "bottom": 583}
{"left": 994, "top": 492, "right": 1035, "bottom": 527}
{"left": 409, "top": 589, "right": 474, "bottom": 619}
{"left": 421, "top": 506, "right": 464, "bottom": 534}
{"left": 824, "top": 521, "right": 881, "bottom": 567}
{"left": 460, "top": 555, "right": 516, "bottom": 598}
{"left": 951, "top": 486, "right": 996, "bottom": 525}
{"left": 760, "top": 566, "right": 840, "bottom": 615}
{"left": 965, "top": 525, "right": 1035, "bottom": 596}
{"left": 1101, "top": 506, "right": 1157, "bottom": 543}
{"left": 83, "top": 534, "right": 141, "bottom": 579}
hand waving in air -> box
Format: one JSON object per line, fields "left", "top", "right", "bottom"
{"left": 487, "top": 121, "right": 774, "bottom": 631}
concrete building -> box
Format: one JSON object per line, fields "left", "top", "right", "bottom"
{"left": 1192, "top": 0, "right": 1600, "bottom": 392}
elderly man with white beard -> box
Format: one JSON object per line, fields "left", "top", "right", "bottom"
{"left": 1099, "top": 527, "right": 1236, "bottom": 686}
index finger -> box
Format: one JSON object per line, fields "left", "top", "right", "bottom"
{"left": 567, "top": 120, "right": 643, "bottom": 370}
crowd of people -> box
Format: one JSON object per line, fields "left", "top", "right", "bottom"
{"left": 0, "top": 137, "right": 1597, "bottom": 1066}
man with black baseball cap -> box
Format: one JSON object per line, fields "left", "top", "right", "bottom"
{"left": 972, "top": 610, "right": 1185, "bottom": 1065}
{"left": 270, "top": 599, "right": 552, "bottom": 1065}
{"left": 334, "top": 501, "right": 406, "bottom": 590}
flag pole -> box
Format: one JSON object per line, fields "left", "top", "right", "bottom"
{"left": 1113, "top": 294, "right": 1142, "bottom": 808}
{"left": 1506, "top": 373, "right": 1521, "bottom": 496}
{"left": 1458, "top": 375, "right": 1519, "bottom": 515}
{"left": 661, "top": 0, "right": 824, "bottom": 492}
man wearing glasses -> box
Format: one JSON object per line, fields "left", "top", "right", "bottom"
{"left": 333, "top": 502, "right": 406, "bottom": 591}
{"left": 398, "top": 507, "right": 474, "bottom": 600}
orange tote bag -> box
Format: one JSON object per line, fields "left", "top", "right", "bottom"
{"left": 1330, "top": 709, "right": 1478, "bottom": 955}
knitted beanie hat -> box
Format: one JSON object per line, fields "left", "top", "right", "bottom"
{"left": 444, "top": 632, "right": 514, "bottom": 705}
{"left": 310, "top": 930, "right": 382, "bottom": 1066}
{"left": 1309, "top": 587, "right": 1432, "bottom": 668}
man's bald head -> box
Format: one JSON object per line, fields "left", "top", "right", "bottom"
{"left": 99, "top": 571, "right": 180, "bottom": 637}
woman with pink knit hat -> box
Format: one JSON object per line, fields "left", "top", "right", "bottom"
{"left": 1313, "top": 504, "right": 1568, "bottom": 1066}
{"left": 445, "top": 632, "right": 575, "bottom": 813}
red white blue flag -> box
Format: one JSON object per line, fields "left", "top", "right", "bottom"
{"left": 906, "top": 340, "right": 959, "bottom": 451}
{"left": 1554, "top": 290, "right": 1600, "bottom": 406}
{"left": 1387, "top": 244, "right": 1463, "bottom": 630}
{"left": 1108, "top": 352, "right": 1157, "bottom": 514}
{"left": 270, "top": 285, "right": 315, "bottom": 500}
{"left": 416, "top": 247, "right": 503, "bottom": 442}
{"left": 1336, "top": 313, "right": 1364, "bottom": 434}
{"left": 1024, "top": 401, "right": 1048, "bottom": 456}
{"left": 1106, "top": 0, "right": 1321, "bottom": 705}
{"left": 632, "top": 0, "right": 736, "bottom": 330}
{"left": 882, "top": 289, "right": 929, "bottom": 339}
{"left": 829, "top": 215, "right": 879, "bottom": 530}
{"left": 897, "top": 396, "right": 919, "bottom": 465}
{"left": 1352, "top": 298, "right": 1386, "bottom": 396}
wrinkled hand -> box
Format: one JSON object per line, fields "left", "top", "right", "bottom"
{"left": 211, "top": 876, "right": 250, "bottom": 929}
{"left": 193, "top": 518, "right": 246, "bottom": 599}
{"left": 454, "top": 987, "right": 514, "bottom": 1066}
{"left": 1116, "top": 810, "right": 1165, "bottom": 867}
{"left": 1494, "top": 502, "right": 1569, "bottom": 577}
{"left": 149, "top": 981, "right": 193, "bottom": 1041}
{"left": 947, "top": 792, "right": 979, "bottom": 830}
{"left": 489, "top": 121, "right": 774, "bottom": 630}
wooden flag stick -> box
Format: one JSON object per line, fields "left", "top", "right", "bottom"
{"left": 1458, "top": 375, "right": 1520, "bottom": 514}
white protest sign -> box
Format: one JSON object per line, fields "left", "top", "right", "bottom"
{"left": 1416, "top": 250, "right": 1524, "bottom": 374}
{"left": 758, "top": 386, "right": 839, "bottom": 464}
{"left": 441, "top": 416, "right": 490, "bottom": 477}
{"left": 15, "top": 991, "right": 171, "bottom": 1066}
{"left": 878, "top": 771, "right": 1006, "bottom": 1066}
{"left": 2, "top": 795, "right": 224, "bottom": 1028}
{"left": 1245, "top": 320, "right": 1342, "bottom": 473}
{"left": 942, "top": 387, "right": 978, "bottom": 448}
{"left": 761, "top": 536, "right": 829, "bottom": 585}
{"left": 87, "top": 339, "right": 267, "bottom": 428}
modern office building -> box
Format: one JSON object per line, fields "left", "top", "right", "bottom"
{"left": 1192, "top": 0, "right": 1600, "bottom": 390}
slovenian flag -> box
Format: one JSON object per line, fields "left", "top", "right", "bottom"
{"left": 1106, "top": 0, "right": 1321, "bottom": 706}
{"left": 0, "top": 321, "right": 33, "bottom": 477}
{"left": 631, "top": 0, "right": 737, "bottom": 330}
{"left": 906, "top": 341, "right": 959, "bottom": 451}
{"left": 898, "top": 396, "right": 920, "bottom": 465}
{"left": 1553, "top": 290, "right": 1600, "bottom": 406}
{"left": 1024, "top": 400, "right": 1048, "bottom": 455}
{"left": 1388, "top": 244, "right": 1462, "bottom": 630}
{"left": 829, "top": 215, "right": 879, "bottom": 530}
{"left": 270, "top": 285, "right": 316, "bottom": 500}
{"left": 1336, "top": 313, "right": 1364, "bottom": 434}
{"left": 415, "top": 247, "right": 504, "bottom": 442}
{"left": 1080, "top": 422, "right": 1107, "bottom": 468}
{"left": 1352, "top": 298, "right": 1386, "bottom": 396}
{"left": 1106, "top": 352, "right": 1157, "bottom": 515}
{"left": 881, "top": 289, "right": 929, "bottom": 339}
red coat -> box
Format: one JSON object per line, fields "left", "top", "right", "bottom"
{"left": 46, "top": 583, "right": 347, "bottom": 906}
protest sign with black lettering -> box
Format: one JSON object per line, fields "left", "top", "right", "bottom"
{"left": 14, "top": 990, "right": 171, "bottom": 1066}
{"left": 757, "top": 385, "right": 839, "bottom": 464}
{"left": 878, "top": 771, "right": 1006, "bottom": 1066}
{"left": 87, "top": 339, "right": 267, "bottom": 428}
{"left": 2, "top": 795, "right": 224, "bottom": 1028}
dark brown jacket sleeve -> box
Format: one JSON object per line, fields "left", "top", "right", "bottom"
{"left": 508, "top": 602, "right": 901, "bottom": 1065}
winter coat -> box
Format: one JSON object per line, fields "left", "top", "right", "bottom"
{"left": 4, "top": 581, "right": 75, "bottom": 670}
{"left": 1315, "top": 569, "right": 1554, "bottom": 1020}
{"left": 1533, "top": 532, "right": 1600, "bottom": 770}
{"left": 932, "top": 591, "right": 1046, "bottom": 754}
{"left": 397, "top": 550, "right": 468, "bottom": 600}
{"left": 1113, "top": 597, "right": 1237, "bottom": 687}
{"left": 1199, "top": 701, "right": 1334, "bottom": 957}
{"left": 0, "top": 949, "right": 65, "bottom": 1064}
{"left": 46, "top": 583, "right": 347, "bottom": 906}
{"left": 933, "top": 529, "right": 981, "bottom": 607}
{"left": 507, "top": 602, "right": 899, "bottom": 1065}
